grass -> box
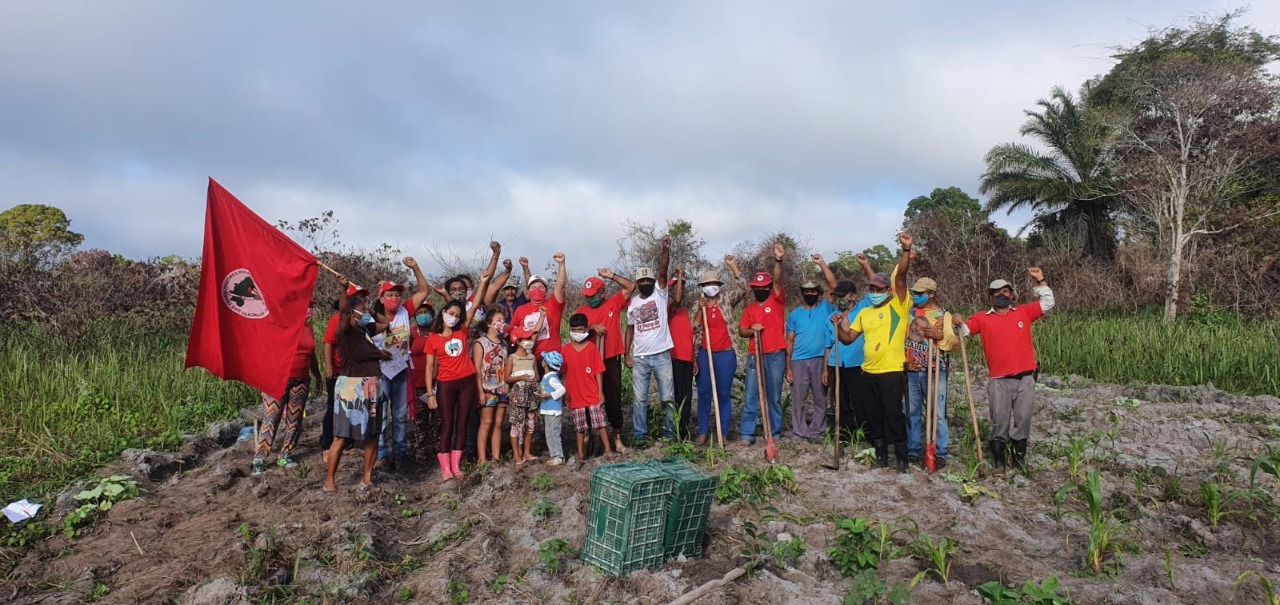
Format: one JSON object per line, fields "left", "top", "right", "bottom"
{"left": 0, "top": 324, "right": 256, "bottom": 503}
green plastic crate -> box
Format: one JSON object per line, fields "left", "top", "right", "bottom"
{"left": 582, "top": 463, "right": 674, "bottom": 575}
{"left": 647, "top": 457, "right": 720, "bottom": 559}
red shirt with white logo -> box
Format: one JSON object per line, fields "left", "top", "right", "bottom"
{"left": 739, "top": 291, "right": 786, "bottom": 355}
{"left": 511, "top": 297, "right": 565, "bottom": 355}
{"left": 697, "top": 303, "right": 734, "bottom": 352}
{"left": 964, "top": 303, "right": 1045, "bottom": 378}
{"left": 575, "top": 292, "right": 628, "bottom": 359}
{"left": 427, "top": 330, "right": 476, "bottom": 382}
{"left": 668, "top": 306, "right": 694, "bottom": 362}
{"left": 561, "top": 341, "right": 604, "bottom": 409}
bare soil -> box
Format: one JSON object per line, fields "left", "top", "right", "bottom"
{"left": 4, "top": 373, "right": 1279, "bottom": 605}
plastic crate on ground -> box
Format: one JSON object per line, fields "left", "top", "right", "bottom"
{"left": 582, "top": 462, "right": 674, "bottom": 575}
{"left": 647, "top": 457, "right": 720, "bottom": 559}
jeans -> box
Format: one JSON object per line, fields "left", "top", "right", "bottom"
{"left": 906, "top": 370, "right": 949, "bottom": 460}
{"left": 543, "top": 413, "right": 564, "bottom": 459}
{"left": 377, "top": 369, "right": 409, "bottom": 459}
{"left": 631, "top": 350, "right": 675, "bottom": 440}
{"left": 696, "top": 349, "right": 737, "bottom": 440}
{"left": 740, "top": 350, "right": 785, "bottom": 441}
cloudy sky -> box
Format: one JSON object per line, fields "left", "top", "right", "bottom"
{"left": 2, "top": 1, "right": 1277, "bottom": 274}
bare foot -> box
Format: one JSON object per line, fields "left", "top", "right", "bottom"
{"left": 322, "top": 483, "right": 337, "bottom": 493}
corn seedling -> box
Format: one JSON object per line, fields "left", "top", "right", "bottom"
{"left": 1164, "top": 551, "right": 1176, "bottom": 591}
{"left": 914, "top": 535, "right": 956, "bottom": 582}
{"left": 1236, "top": 571, "right": 1280, "bottom": 605}
{"left": 1053, "top": 470, "right": 1128, "bottom": 575}
{"left": 1249, "top": 445, "right": 1280, "bottom": 490}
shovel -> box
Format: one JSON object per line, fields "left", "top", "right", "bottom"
{"left": 700, "top": 305, "right": 725, "bottom": 448}
{"left": 821, "top": 342, "right": 842, "bottom": 471}
{"left": 924, "top": 341, "right": 938, "bottom": 473}
{"left": 959, "top": 333, "right": 987, "bottom": 475}
{"left": 753, "top": 330, "right": 779, "bottom": 464}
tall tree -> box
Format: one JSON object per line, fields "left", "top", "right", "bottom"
{"left": 980, "top": 86, "right": 1119, "bottom": 260}
{"left": 0, "top": 204, "right": 85, "bottom": 270}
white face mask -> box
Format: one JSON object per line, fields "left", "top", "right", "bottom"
{"left": 570, "top": 331, "right": 590, "bottom": 343}
{"left": 442, "top": 313, "right": 460, "bottom": 327}
{"left": 520, "top": 341, "right": 534, "bottom": 352}
{"left": 702, "top": 285, "right": 721, "bottom": 297}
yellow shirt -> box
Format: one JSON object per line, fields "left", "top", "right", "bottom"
{"left": 851, "top": 293, "right": 913, "bottom": 375}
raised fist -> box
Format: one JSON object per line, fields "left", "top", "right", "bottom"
{"left": 1028, "top": 267, "right": 1045, "bottom": 282}
{"left": 402, "top": 257, "right": 417, "bottom": 268}
{"left": 553, "top": 252, "right": 565, "bottom": 264}
{"left": 519, "top": 256, "right": 529, "bottom": 267}
{"left": 811, "top": 253, "right": 825, "bottom": 264}
{"left": 598, "top": 268, "right": 614, "bottom": 279}
{"left": 503, "top": 258, "right": 513, "bottom": 271}
{"left": 489, "top": 241, "right": 501, "bottom": 254}
{"left": 773, "top": 242, "right": 785, "bottom": 260}
{"left": 898, "top": 232, "right": 914, "bottom": 249}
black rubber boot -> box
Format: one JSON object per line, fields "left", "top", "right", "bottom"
{"left": 894, "top": 442, "right": 909, "bottom": 474}
{"left": 874, "top": 440, "right": 889, "bottom": 468}
{"left": 991, "top": 440, "right": 1007, "bottom": 476}
{"left": 1012, "top": 439, "right": 1028, "bottom": 472}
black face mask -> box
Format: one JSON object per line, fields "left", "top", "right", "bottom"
{"left": 802, "top": 293, "right": 820, "bottom": 306}
{"left": 638, "top": 283, "right": 656, "bottom": 298}
{"left": 752, "top": 288, "right": 771, "bottom": 303}
{"left": 993, "top": 294, "right": 1012, "bottom": 309}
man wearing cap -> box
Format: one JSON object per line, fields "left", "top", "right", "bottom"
{"left": 826, "top": 253, "right": 877, "bottom": 442}
{"left": 953, "top": 268, "right": 1054, "bottom": 474}
{"left": 510, "top": 253, "right": 568, "bottom": 360}
{"left": 783, "top": 254, "right": 840, "bottom": 439}
{"left": 576, "top": 267, "right": 636, "bottom": 453}
{"left": 694, "top": 268, "right": 737, "bottom": 445}
{"left": 374, "top": 257, "right": 434, "bottom": 469}
{"left": 904, "top": 275, "right": 959, "bottom": 467}
{"left": 729, "top": 242, "right": 787, "bottom": 445}
{"left": 493, "top": 257, "right": 531, "bottom": 323}
{"left": 624, "top": 235, "right": 675, "bottom": 443}
{"left": 833, "top": 232, "right": 915, "bottom": 472}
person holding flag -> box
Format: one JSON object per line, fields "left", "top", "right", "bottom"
{"left": 324, "top": 275, "right": 390, "bottom": 492}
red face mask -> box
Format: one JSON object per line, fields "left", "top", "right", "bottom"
{"left": 528, "top": 287, "right": 547, "bottom": 303}
{"left": 383, "top": 298, "right": 402, "bottom": 312}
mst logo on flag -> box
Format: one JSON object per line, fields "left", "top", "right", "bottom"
{"left": 221, "top": 269, "right": 269, "bottom": 319}
{"left": 185, "top": 178, "right": 318, "bottom": 401}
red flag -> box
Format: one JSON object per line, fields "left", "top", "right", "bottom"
{"left": 185, "top": 178, "right": 318, "bottom": 401}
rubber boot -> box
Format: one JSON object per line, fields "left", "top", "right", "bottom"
{"left": 873, "top": 440, "right": 889, "bottom": 468}
{"left": 991, "top": 440, "right": 1007, "bottom": 476}
{"left": 437, "top": 453, "right": 454, "bottom": 481}
{"left": 449, "top": 450, "right": 464, "bottom": 478}
{"left": 1012, "top": 439, "right": 1028, "bottom": 472}
{"left": 894, "top": 442, "right": 909, "bottom": 474}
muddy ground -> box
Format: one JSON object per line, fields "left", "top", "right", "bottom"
{"left": 4, "top": 371, "right": 1280, "bottom": 605}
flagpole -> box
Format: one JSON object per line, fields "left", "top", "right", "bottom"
{"left": 315, "top": 259, "right": 364, "bottom": 292}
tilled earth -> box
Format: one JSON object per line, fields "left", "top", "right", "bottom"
{"left": 4, "top": 372, "right": 1280, "bottom": 604}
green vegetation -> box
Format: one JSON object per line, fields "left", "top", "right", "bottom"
{"left": 1053, "top": 470, "right": 1129, "bottom": 575}
{"left": 977, "top": 576, "right": 1071, "bottom": 605}
{"left": 715, "top": 464, "right": 796, "bottom": 504}
{"left": 63, "top": 475, "right": 139, "bottom": 537}
{"left": 538, "top": 538, "right": 576, "bottom": 573}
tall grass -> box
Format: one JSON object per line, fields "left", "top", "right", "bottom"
{"left": 961, "top": 309, "right": 1280, "bottom": 396}
{"left": 0, "top": 323, "right": 251, "bottom": 502}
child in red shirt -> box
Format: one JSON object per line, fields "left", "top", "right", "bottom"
{"left": 562, "top": 313, "right": 615, "bottom": 460}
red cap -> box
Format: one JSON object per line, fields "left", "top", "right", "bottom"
{"left": 751, "top": 272, "right": 773, "bottom": 287}
{"left": 346, "top": 284, "right": 369, "bottom": 297}
{"left": 582, "top": 277, "right": 604, "bottom": 296}
{"left": 378, "top": 281, "right": 405, "bottom": 295}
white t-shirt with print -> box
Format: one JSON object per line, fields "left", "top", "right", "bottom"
{"left": 374, "top": 306, "right": 411, "bottom": 379}
{"left": 627, "top": 287, "right": 673, "bottom": 356}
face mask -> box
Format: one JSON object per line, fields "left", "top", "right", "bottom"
{"left": 637, "top": 283, "right": 656, "bottom": 298}
{"left": 586, "top": 294, "right": 604, "bottom": 308}
{"left": 520, "top": 341, "right": 534, "bottom": 352}
{"left": 802, "top": 293, "right": 819, "bottom": 306}
{"left": 449, "top": 291, "right": 466, "bottom": 301}
{"left": 357, "top": 313, "right": 374, "bottom": 327}
{"left": 442, "top": 313, "right": 460, "bottom": 327}
{"left": 570, "top": 331, "right": 590, "bottom": 343}
{"left": 912, "top": 293, "right": 930, "bottom": 307}
{"left": 415, "top": 314, "right": 432, "bottom": 326}
{"left": 835, "top": 298, "right": 852, "bottom": 311}
{"left": 993, "top": 294, "right": 1012, "bottom": 309}
{"left": 383, "top": 298, "right": 401, "bottom": 312}
{"left": 752, "top": 289, "right": 770, "bottom": 303}
{"left": 868, "top": 292, "right": 889, "bottom": 306}
{"left": 492, "top": 321, "right": 507, "bottom": 333}
{"left": 702, "top": 285, "right": 720, "bottom": 298}
{"left": 528, "top": 288, "right": 547, "bottom": 303}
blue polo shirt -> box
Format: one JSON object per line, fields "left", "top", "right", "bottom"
{"left": 828, "top": 294, "right": 873, "bottom": 368}
{"left": 786, "top": 299, "right": 836, "bottom": 361}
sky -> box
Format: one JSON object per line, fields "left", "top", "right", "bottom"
{"left": 2, "top": 1, "right": 1278, "bottom": 274}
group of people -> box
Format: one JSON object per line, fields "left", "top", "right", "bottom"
{"left": 247, "top": 233, "right": 1055, "bottom": 491}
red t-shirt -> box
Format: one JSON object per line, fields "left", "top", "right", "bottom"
{"left": 739, "top": 291, "right": 786, "bottom": 355}
{"left": 410, "top": 328, "right": 430, "bottom": 378}
{"left": 323, "top": 313, "right": 344, "bottom": 374}
{"left": 964, "top": 303, "right": 1046, "bottom": 378}
{"left": 697, "top": 303, "right": 734, "bottom": 352}
{"left": 561, "top": 341, "right": 604, "bottom": 409}
{"left": 575, "top": 292, "right": 628, "bottom": 359}
{"left": 427, "top": 330, "right": 476, "bottom": 382}
{"left": 668, "top": 306, "right": 694, "bottom": 362}
{"left": 288, "top": 329, "right": 316, "bottom": 379}
{"left": 511, "top": 297, "right": 565, "bottom": 355}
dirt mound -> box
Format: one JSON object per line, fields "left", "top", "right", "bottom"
{"left": 4, "top": 376, "right": 1279, "bottom": 604}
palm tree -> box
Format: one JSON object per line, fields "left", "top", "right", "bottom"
{"left": 980, "top": 85, "right": 1118, "bottom": 260}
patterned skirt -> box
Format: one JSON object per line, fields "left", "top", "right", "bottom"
{"left": 333, "top": 375, "right": 383, "bottom": 445}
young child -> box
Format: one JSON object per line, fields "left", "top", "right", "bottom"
{"left": 505, "top": 314, "right": 544, "bottom": 464}
{"left": 539, "top": 351, "right": 567, "bottom": 465}
{"left": 562, "top": 313, "right": 614, "bottom": 460}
